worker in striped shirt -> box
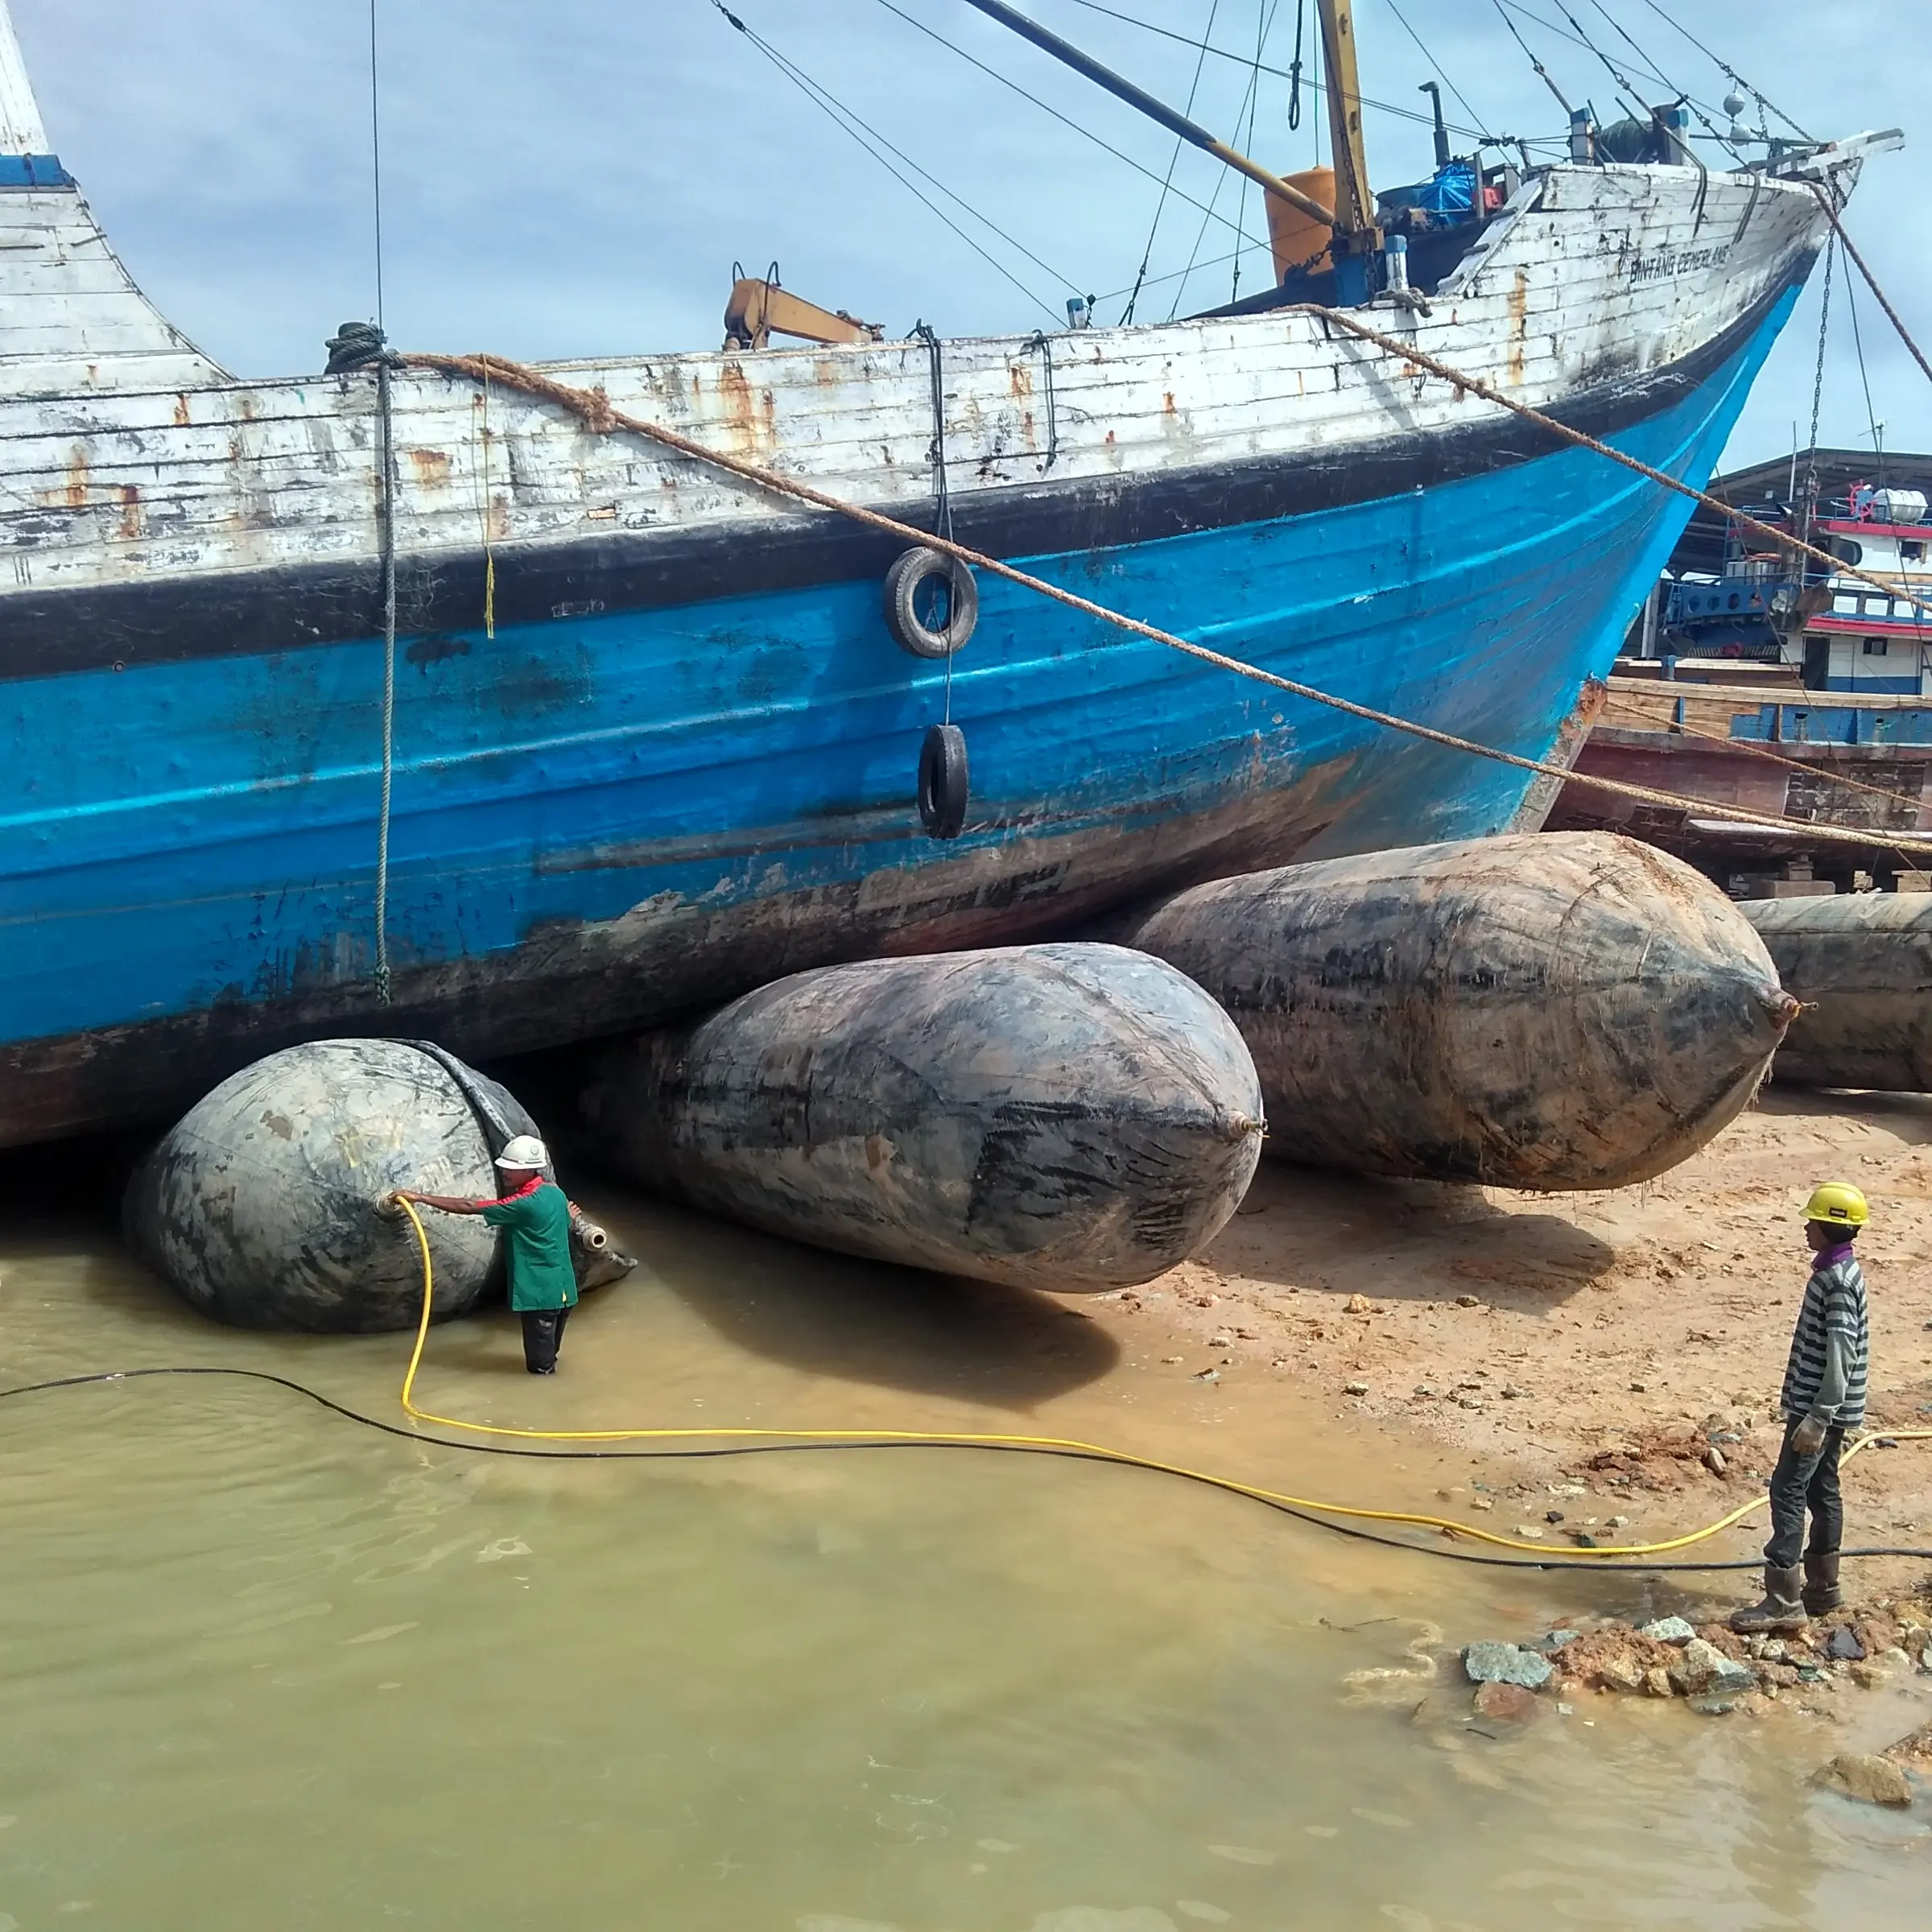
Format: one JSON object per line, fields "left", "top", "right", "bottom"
{"left": 1732, "top": 1182, "right": 1871, "bottom": 1634}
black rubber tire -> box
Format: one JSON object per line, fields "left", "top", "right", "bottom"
{"left": 918, "top": 723, "right": 970, "bottom": 840}
{"left": 883, "top": 547, "right": 978, "bottom": 658}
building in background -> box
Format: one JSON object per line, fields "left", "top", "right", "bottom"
{"left": 1638, "top": 448, "right": 1932, "bottom": 693}
{"left": 1550, "top": 452, "right": 1932, "bottom": 894}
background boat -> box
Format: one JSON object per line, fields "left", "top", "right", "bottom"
{"left": 0, "top": 2, "right": 1877, "bottom": 1144}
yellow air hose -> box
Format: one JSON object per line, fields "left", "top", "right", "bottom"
{"left": 395, "top": 1201, "right": 1932, "bottom": 1563}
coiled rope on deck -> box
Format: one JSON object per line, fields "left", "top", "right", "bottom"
{"left": 393, "top": 322, "right": 1932, "bottom": 857}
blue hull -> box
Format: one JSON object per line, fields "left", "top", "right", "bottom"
{"left": 0, "top": 289, "right": 1795, "bottom": 1142}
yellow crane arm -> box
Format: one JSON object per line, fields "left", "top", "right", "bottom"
{"left": 723, "top": 265, "right": 884, "bottom": 351}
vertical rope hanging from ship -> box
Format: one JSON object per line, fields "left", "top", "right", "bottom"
{"left": 367, "top": 0, "right": 396, "bottom": 1005}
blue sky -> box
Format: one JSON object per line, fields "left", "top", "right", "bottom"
{"left": 14, "top": 0, "right": 1927, "bottom": 470}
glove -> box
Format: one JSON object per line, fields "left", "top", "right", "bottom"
{"left": 1792, "top": 1414, "right": 1828, "bottom": 1456}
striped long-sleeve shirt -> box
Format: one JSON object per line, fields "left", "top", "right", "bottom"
{"left": 1779, "top": 1246, "right": 1869, "bottom": 1429}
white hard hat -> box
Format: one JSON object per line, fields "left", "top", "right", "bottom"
{"left": 494, "top": 1133, "right": 549, "bottom": 1170}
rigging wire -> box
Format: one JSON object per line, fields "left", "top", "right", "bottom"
{"left": 1167, "top": 0, "right": 1277, "bottom": 323}
{"left": 1229, "top": 0, "right": 1270, "bottom": 306}
{"left": 1544, "top": 0, "right": 1673, "bottom": 142}
{"left": 1579, "top": 0, "right": 1748, "bottom": 167}
{"left": 1121, "top": 0, "right": 1223, "bottom": 326}
{"left": 1377, "top": 0, "right": 1494, "bottom": 143}
{"left": 1495, "top": 0, "right": 1662, "bottom": 99}
{"left": 1498, "top": 0, "right": 1742, "bottom": 157}
{"left": 872, "top": 0, "right": 1265, "bottom": 256}
{"left": 1489, "top": 0, "right": 1574, "bottom": 119}
{"left": 1055, "top": 0, "right": 1538, "bottom": 145}
{"left": 1099, "top": 239, "right": 1274, "bottom": 308}
{"left": 710, "top": 2, "right": 1070, "bottom": 324}
{"left": 1635, "top": 0, "right": 1813, "bottom": 142}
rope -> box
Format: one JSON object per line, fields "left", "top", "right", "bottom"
{"left": 1492, "top": 0, "right": 1575, "bottom": 118}
{"left": 1060, "top": 0, "right": 1530, "bottom": 146}
{"left": 476, "top": 362, "right": 496, "bottom": 639}
{"left": 1637, "top": 0, "right": 1812, "bottom": 143}
{"left": 374, "top": 356, "right": 398, "bottom": 1004}
{"left": 1384, "top": 0, "right": 1492, "bottom": 142}
{"left": 1023, "top": 329, "right": 1059, "bottom": 469}
{"left": 712, "top": 2, "right": 1069, "bottom": 326}
{"left": 872, "top": 0, "right": 1274, "bottom": 271}
{"left": 323, "top": 319, "right": 405, "bottom": 998}
{"left": 1286, "top": 0, "right": 1304, "bottom": 130}
{"left": 1810, "top": 188, "right": 1932, "bottom": 393}
{"left": 1117, "top": 0, "right": 1220, "bottom": 325}
{"left": 390, "top": 1202, "right": 1932, "bottom": 1563}
{"left": 1228, "top": 0, "right": 1272, "bottom": 307}
{"left": 1292, "top": 305, "right": 1932, "bottom": 620}
{"left": 392, "top": 338, "right": 1932, "bottom": 857}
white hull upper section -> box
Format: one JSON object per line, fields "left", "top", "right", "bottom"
{"left": 0, "top": 161, "right": 1836, "bottom": 611}
{"left": 0, "top": 0, "right": 1883, "bottom": 621}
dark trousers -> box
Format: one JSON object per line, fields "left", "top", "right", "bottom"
{"left": 520, "top": 1307, "right": 570, "bottom": 1375}
{"left": 1764, "top": 1416, "right": 1845, "bottom": 1567}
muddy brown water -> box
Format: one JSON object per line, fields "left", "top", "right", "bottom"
{"left": 1, "top": 1168, "right": 1927, "bottom": 1930}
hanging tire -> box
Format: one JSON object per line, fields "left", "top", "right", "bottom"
{"left": 884, "top": 547, "right": 978, "bottom": 658}
{"left": 918, "top": 723, "right": 970, "bottom": 840}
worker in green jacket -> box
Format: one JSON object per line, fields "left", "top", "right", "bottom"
{"left": 393, "top": 1134, "right": 579, "bottom": 1373}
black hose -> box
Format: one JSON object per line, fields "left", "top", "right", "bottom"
{"left": 6, "top": 1365, "right": 1930, "bottom": 1574}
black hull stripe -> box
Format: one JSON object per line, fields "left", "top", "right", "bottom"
{"left": 2, "top": 270, "right": 1802, "bottom": 683}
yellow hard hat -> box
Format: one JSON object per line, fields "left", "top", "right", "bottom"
{"left": 1802, "top": 1182, "right": 1868, "bottom": 1228}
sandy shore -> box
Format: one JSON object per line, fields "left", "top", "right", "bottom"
{"left": 1078, "top": 1088, "right": 1932, "bottom": 1590}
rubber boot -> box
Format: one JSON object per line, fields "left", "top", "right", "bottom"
{"left": 1802, "top": 1551, "right": 1844, "bottom": 1617}
{"left": 1731, "top": 1564, "right": 1809, "bottom": 1634}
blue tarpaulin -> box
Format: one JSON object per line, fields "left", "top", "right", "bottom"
{"left": 1379, "top": 159, "right": 1477, "bottom": 220}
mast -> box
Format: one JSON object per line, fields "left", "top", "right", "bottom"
{"left": 956, "top": 0, "right": 1339, "bottom": 233}
{"left": 1316, "top": 0, "right": 1380, "bottom": 292}
{"left": 0, "top": 0, "right": 50, "bottom": 155}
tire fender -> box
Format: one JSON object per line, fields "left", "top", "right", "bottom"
{"left": 884, "top": 547, "right": 978, "bottom": 658}
{"left": 918, "top": 723, "right": 970, "bottom": 840}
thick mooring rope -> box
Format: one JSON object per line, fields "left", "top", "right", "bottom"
{"left": 394, "top": 330, "right": 1932, "bottom": 857}
{"left": 1285, "top": 304, "right": 1932, "bottom": 622}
